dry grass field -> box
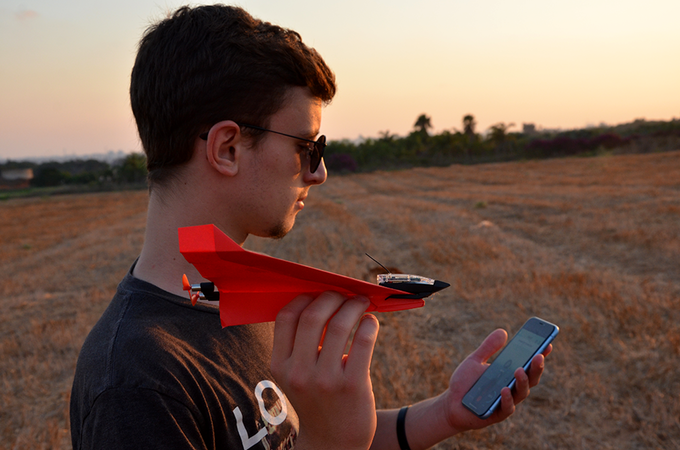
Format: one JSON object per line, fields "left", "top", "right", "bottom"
{"left": 1, "top": 151, "right": 678, "bottom": 449}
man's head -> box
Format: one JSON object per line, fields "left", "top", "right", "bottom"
{"left": 130, "top": 4, "right": 336, "bottom": 189}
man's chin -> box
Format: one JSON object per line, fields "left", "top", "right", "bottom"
{"left": 260, "top": 222, "right": 291, "bottom": 240}
{"left": 269, "top": 228, "right": 288, "bottom": 240}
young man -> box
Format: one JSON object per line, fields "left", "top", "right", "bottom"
{"left": 70, "top": 5, "right": 552, "bottom": 450}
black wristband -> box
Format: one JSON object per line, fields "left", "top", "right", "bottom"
{"left": 397, "top": 406, "right": 411, "bottom": 450}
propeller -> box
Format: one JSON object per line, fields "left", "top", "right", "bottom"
{"left": 182, "top": 274, "right": 219, "bottom": 305}
{"left": 182, "top": 274, "right": 199, "bottom": 305}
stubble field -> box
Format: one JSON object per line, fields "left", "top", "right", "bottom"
{"left": 1, "top": 151, "right": 679, "bottom": 449}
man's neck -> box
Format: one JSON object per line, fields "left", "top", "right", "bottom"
{"left": 132, "top": 186, "right": 245, "bottom": 298}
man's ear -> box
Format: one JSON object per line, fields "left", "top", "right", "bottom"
{"left": 204, "top": 120, "right": 242, "bottom": 177}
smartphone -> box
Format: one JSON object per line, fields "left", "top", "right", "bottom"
{"left": 462, "top": 317, "right": 559, "bottom": 419}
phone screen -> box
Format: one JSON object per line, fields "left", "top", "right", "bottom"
{"left": 462, "top": 317, "right": 558, "bottom": 418}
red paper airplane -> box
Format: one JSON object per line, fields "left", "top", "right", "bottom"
{"left": 178, "top": 224, "right": 448, "bottom": 327}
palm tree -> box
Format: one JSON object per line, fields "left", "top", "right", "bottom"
{"left": 378, "top": 130, "right": 396, "bottom": 142}
{"left": 488, "top": 122, "right": 515, "bottom": 156}
{"left": 463, "top": 114, "right": 476, "bottom": 137}
{"left": 462, "top": 114, "right": 477, "bottom": 159}
{"left": 488, "top": 122, "right": 515, "bottom": 145}
{"left": 414, "top": 114, "right": 433, "bottom": 135}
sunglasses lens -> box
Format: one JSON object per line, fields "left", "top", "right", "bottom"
{"left": 311, "top": 135, "right": 326, "bottom": 173}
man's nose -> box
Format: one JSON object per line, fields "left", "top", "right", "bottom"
{"left": 305, "top": 158, "right": 327, "bottom": 185}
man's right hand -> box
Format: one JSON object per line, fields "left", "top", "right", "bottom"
{"left": 271, "top": 292, "right": 380, "bottom": 450}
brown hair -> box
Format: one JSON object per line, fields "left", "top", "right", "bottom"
{"left": 129, "top": 4, "right": 336, "bottom": 187}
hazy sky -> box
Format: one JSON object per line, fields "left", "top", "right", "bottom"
{"left": 1, "top": 0, "right": 678, "bottom": 160}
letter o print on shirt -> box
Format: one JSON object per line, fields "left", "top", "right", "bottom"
{"left": 254, "top": 380, "right": 288, "bottom": 426}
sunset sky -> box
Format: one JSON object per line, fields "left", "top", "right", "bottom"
{"left": 1, "top": 0, "right": 678, "bottom": 160}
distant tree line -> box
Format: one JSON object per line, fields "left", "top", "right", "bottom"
{"left": 324, "top": 116, "right": 680, "bottom": 173}
{"left": 2, "top": 117, "right": 679, "bottom": 192}
{"left": 1, "top": 153, "right": 147, "bottom": 188}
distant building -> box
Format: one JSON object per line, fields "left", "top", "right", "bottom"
{"left": 523, "top": 123, "right": 537, "bottom": 135}
{"left": 0, "top": 168, "right": 33, "bottom": 189}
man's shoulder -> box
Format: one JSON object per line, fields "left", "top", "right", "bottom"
{"left": 72, "top": 272, "right": 273, "bottom": 396}
{"left": 70, "top": 273, "right": 287, "bottom": 450}
{"left": 75, "top": 278, "right": 218, "bottom": 381}
{"left": 70, "top": 278, "right": 223, "bottom": 432}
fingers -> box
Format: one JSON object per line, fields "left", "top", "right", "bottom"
{"left": 273, "top": 294, "right": 315, "bottom": 364}
{"left": 542, "top": 343, "right": 553, "bottom": 358}
{"left": 344, "top": 314, "right": 379, "bottom": 378}
{"left": 290, "top": 291, "right": 354, "bottom": 363}
{"left": 509, "top": 351, "right": 548, "bottom": 405}
{"left": 497, "top": 387, "right": 516, "bottom": 418}
{"left": 512, "top": 366, "right": 531, "bottom": 403}
{"left": 527, "top": 352, "right": 546, "bottom": 387}
{"left": 316, "top": 296, "right": 372, "bottom": 369}
{"left": 273, "top": 292, "right": 374, "bottom": 372}
{"left": 488, "top": 359, "right": 542, "bottom": 424}
{"left": 271, "top": 292, "right": 379, "bottom": 449}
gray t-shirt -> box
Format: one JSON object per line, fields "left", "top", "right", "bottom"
{"left": 70, "top": 265, "right": 298, "bottom": 450}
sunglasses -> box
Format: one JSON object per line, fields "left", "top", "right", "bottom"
{"left": 200, "top": 123, "right": 326, "bottom": 173}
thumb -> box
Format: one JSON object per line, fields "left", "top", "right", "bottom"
{"left": 469, "top": 329, "right": 508, "bottom": 364}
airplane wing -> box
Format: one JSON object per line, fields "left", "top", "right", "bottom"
{"left": 178, "top": 224, "right": 428, "bottom": 327}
